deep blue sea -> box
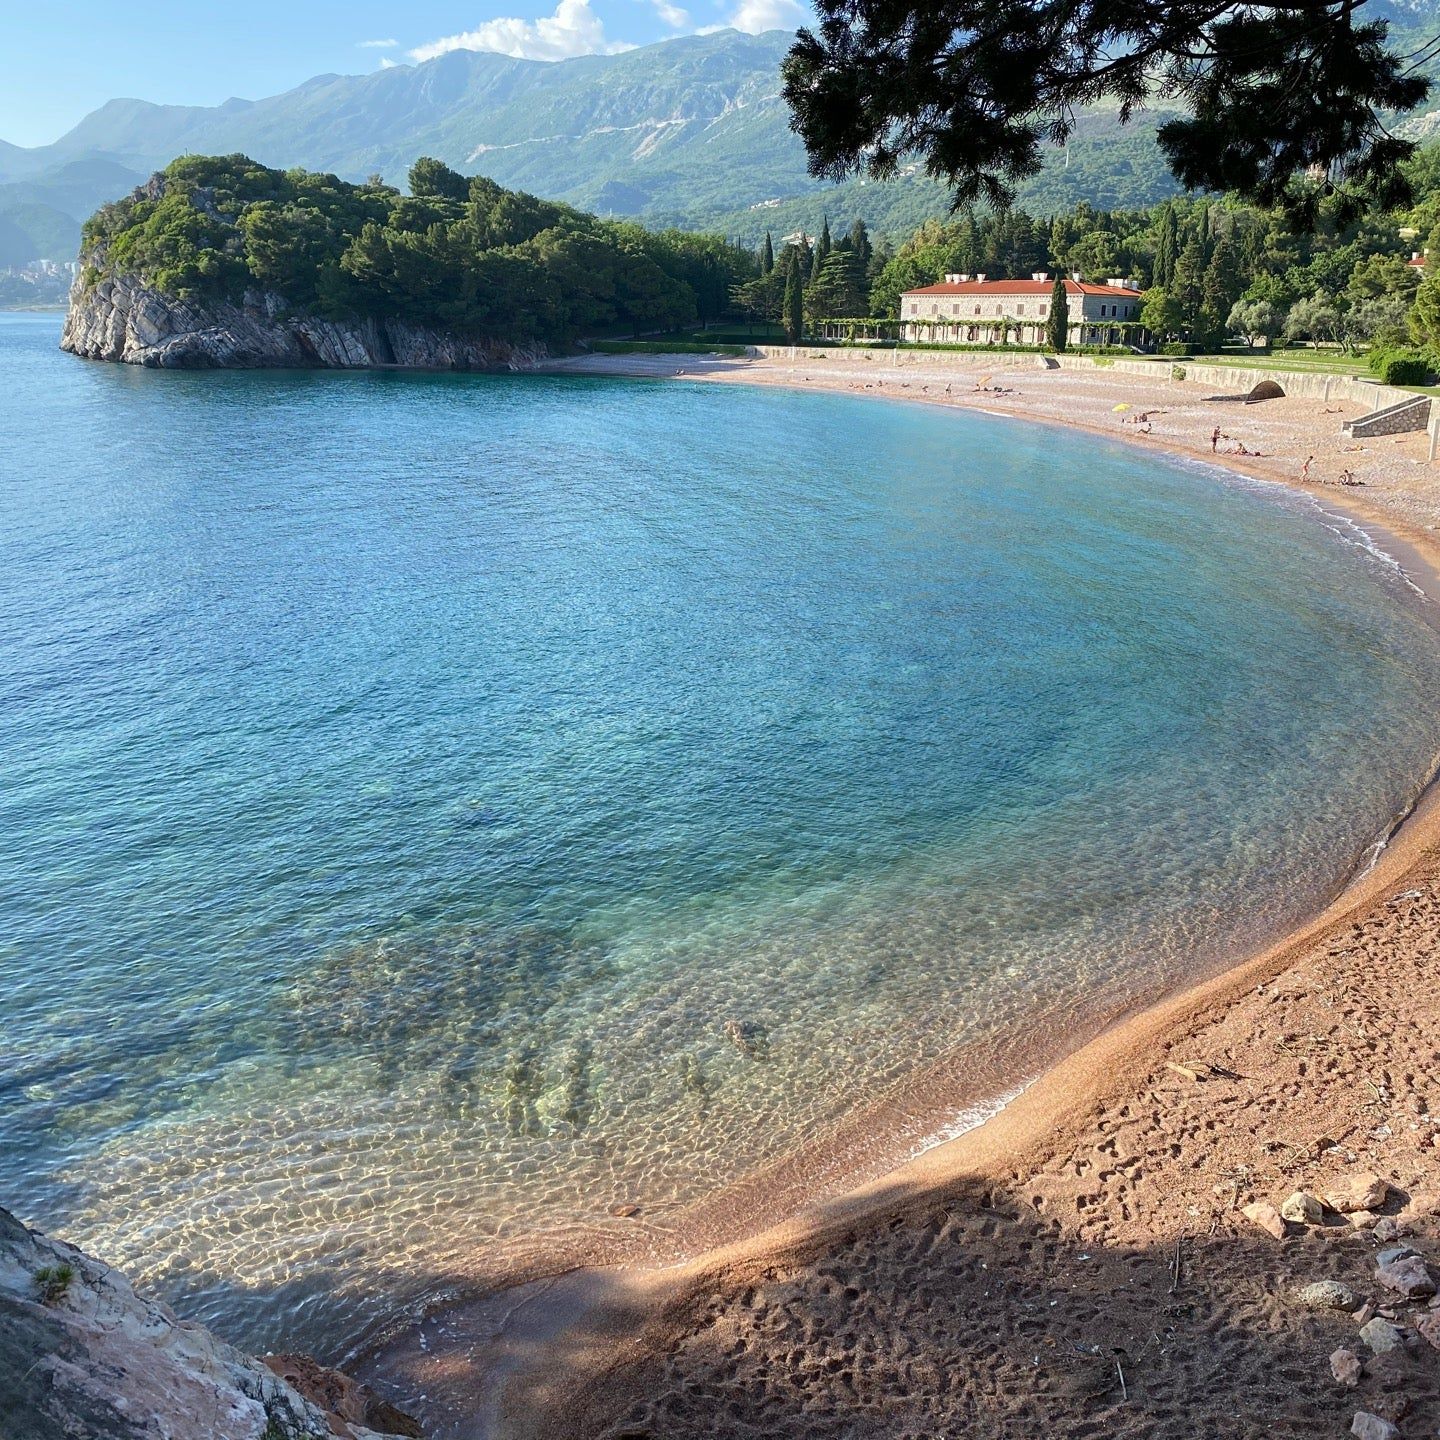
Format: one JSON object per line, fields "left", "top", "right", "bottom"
{"left": 4, "top": 310, "right": 1439, "bottom": 1354}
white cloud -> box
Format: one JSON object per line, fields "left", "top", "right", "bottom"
{"left": 358, "top": 38, "right": 399, "bottom": 48}
{"left": 725, "top": 0, "right": 805, "bottom": 32}
{"left": 652, "top": 0, "right": 691, "bottom": 26}
{"left": 409, "top": 0, "right": 633, "bottom": 63}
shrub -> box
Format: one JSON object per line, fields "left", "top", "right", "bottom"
{"left": 34, "top": 1264, "right": 74, "bottom": 1306}
{"left": 1369, "top": 349, "right": 1432, "bottom": 385}
{"left": 1161, "top": 342, "right": 1202, "bottom": 356}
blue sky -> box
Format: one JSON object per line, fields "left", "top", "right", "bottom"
{"left": 1, "top": 0, "right": 809, "bottom": 148}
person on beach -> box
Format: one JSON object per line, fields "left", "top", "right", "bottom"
{"left": 1211, "top": 425, "right": 1221, "bottom": 452}
{"left": 1302, "top": 454, "right": 1314, "bottom": 480}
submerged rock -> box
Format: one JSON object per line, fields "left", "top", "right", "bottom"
{"left": 0, "top": 1205, "right": 419, "bottom": 1439}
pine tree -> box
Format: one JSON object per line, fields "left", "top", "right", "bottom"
{"left": 783, "top": 253, "right": 805, "bottom": 342}
{"left": 760, "top": 231, "right": 774, "bottom": 276}
{"left": 809, "top": 248, "right": 866, "bottom": 320}
{"left": 1047, "top": 275, "right": 1069, "bottom": 352}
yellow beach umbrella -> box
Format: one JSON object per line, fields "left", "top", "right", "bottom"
{"left": 1112, "top": 402, "right": 1131, "bottom": 412}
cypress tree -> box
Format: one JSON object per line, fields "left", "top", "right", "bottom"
{"left": 1171, "top": 235, "right": 1207, "bottom": 329}
{"left": 783, "top": 253, "right": 805, "bottom": 342}
{"left": 1198, "top": 232, "right": 1240, "bottom": 346}
{"left": 1153, "top": 207, "right": 1177, "bottom": 290}
{"left": 811, "top": 216, "right": 831, "bottom": 281}
{"left": 760, "top": 231, "right": 774, "bottom": 275}
{"left": 1047, "top": 275, "right": 1069, "bottom": 352}
{"left": 847, "top": 217, "right": 871, "bottom": 272}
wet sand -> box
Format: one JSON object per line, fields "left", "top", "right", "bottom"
{"left": 362, "top": 351, "right": 1440, "bottom": 1439}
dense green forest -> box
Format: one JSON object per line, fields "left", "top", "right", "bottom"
{"left": 82, "top": 144, "right": 1440, "bottom": 369}
{"left": 738, "top": 141, "right": 1440, "bottom": 366}
{"left": 81, "top": 154, "right": 758, "bottom": 344}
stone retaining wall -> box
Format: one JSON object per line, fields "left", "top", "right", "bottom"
{"left": 743, "top": 345, "right": 1416, "bottom": 412}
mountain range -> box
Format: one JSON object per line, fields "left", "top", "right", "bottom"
{"left": 5, "top": 13, "right": 1440, "bottom": 268}
{"left": 0, "top": 30, "right": 1193, "bottom": 267}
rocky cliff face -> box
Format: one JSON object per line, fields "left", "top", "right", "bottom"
{"left": 0, "top": 1206, "right": 419, "bottom": 1440}
{"left": 61, "top": 269, "right": 547, "bottom": 370}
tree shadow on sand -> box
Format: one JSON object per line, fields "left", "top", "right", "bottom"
{"left": 366, "top": 1170, "right": 1440, "bottom": 1440}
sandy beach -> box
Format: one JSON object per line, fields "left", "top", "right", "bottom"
{"left": 363, "top": 350, "right": 1440, "bottom": 1439}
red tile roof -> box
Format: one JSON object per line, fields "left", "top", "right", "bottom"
{"left": 901, "top": 279, "right": 1142, "bottom": 297}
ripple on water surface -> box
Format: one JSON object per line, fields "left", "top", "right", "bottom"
{"left": 2, "top": 312, "right": 1439, "bottom": 1353}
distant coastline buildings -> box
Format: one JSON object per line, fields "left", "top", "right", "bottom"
{"left": 900, "top": 273, "right": 1144, "bottom": 346}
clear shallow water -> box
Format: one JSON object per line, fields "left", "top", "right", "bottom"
{"left": 4, "top": 311, "right": 1440, "bottom": 1355}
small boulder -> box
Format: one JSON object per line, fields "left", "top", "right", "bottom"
{"left": 1327, "top": 1173, "right": 1392, "bottom": 1214}
{"left": 1377, "top": 1254, "right": 1435, "bottom": 1300}
{"left": 1418, "top": 1312, "right": 1440, "bottom": 1351}
{"left": 1405, "top": 1191, "right": 1440, "bottom": 1218}
{"left": 1376, "top": 1244, "right": 1419, "bottom": 1268}
{"left": 1371, "top": 1216, "right": 1409, "bottom": 1243}
{"left": 1242, "top": 1201, "right": 1288, "bottom": 1240}
{"left": 1281, "top": 1191, "right": 1325, "bottom": 1225}
{"left": 1298, "top": 1280, "right": 1361, "bottom": 1312}
{"left": 1359, "top": 1317, "right": 1408, "bottom": 1354}
{"left": 1331, "top": 1347, "right": 1364, "bottom": 1387}
{"left": 1350, "top": 1413, "right": 1400, "bottom": 1440}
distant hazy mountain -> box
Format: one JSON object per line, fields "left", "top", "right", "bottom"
{"left": 0, "top": 157, "right": 146, "bottom": 266}
{"left": 0, "top": 30, "right": 1195, "bottom": 259}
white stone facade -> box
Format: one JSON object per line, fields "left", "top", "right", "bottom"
{"left": 900, "top": 273, "right": 1144, "bottom": 345}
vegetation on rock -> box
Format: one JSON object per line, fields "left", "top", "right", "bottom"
{"left": 82, "top": 154, "right": 757, "bottom": 345}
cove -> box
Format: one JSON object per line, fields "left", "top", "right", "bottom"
{"left": 3, "top": 311, "right": 1439, "bottom": 1355}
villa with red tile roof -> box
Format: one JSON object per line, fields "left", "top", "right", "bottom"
{"left": 901, "top": 272, "right": 1145, "bottom": 346}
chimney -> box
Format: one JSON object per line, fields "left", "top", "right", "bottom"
{"left": 1414, "top": 252, "right": 1424, "bottom": 262}
{"left": 1107, "top": 277, "right": 1127, "bottom": 288}
{"left": 1031, "top": 271, "right": 1049, "bottom": 282}
{"left": 943, "top": 272, "right": 962, "bottom": 284}
{"left": 1071, "top": 271, "right": 1082, "bottom": 282}
{"left": 974, "top": 273, "right": 987, "bottom": 283}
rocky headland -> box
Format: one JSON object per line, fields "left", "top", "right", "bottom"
{"left": 58, "top": 152, "right": 730, "bottom": 371}
{"left": 61, "top": 269, "right": 545, "bottom": 370}
{"left": 0, "top": 1205, "right": 420, "bottom": 1440}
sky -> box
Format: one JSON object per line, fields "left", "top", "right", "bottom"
{"left": 0, "top": 0, "right": 812, "bottom": 149}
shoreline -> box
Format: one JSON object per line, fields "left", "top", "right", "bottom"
{"left": 360, "top": 351, "right": 1440, "bottom": 1437}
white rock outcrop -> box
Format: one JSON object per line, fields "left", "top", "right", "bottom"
{"left": 0, "top": 1206, "right": 415, "bottom": 1440}
{"left": 61, "top": 269, "right": 546, "bottom": 371}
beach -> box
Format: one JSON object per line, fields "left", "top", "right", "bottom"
{"left": 360, "top": 350, "right": 1440, "bottom": 1439}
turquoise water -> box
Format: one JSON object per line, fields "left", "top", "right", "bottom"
{"left": 4, "top": 310, "right": 1440, "bottom": 1356}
